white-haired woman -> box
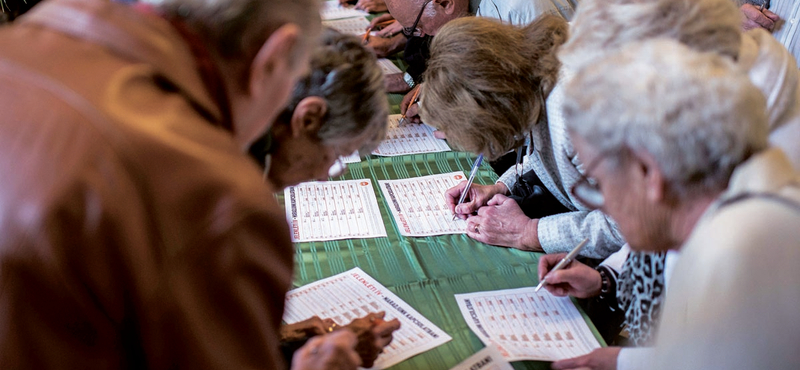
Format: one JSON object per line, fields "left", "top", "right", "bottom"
{"left": 541, "top": 39, "right": 800, "bottom": 370}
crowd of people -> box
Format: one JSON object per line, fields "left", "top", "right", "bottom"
{"left": 0, "top": 0, "right": 798, "bottom": 369}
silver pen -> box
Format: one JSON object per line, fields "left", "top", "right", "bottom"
{"left": 452, "top": 154, "right": 484, "bottom": 220}
{"left": 535, "top": 238, "right": 590, "bottom": 293}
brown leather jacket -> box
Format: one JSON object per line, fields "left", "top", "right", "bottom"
{"left": 0, "top": 0, "right": 294, "bottom": 368}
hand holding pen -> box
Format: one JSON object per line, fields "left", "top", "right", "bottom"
{"left": 447, "top": 154, "right": 484, "bottom": 220}
{"left": 535, "top": 238, "right": 604, "bottom": 298}
{"left": 740, "top": 2, "right": 779, "bottom": 32}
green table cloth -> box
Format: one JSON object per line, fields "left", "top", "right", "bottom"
{"left": 285, "top": 152, "right": 605, "bottom": 370}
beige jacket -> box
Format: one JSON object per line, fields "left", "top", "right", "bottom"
{"left": 0, "top": 0, "right": 293, "bottom": 368}
{"left": 654, "top": 148, "right": 800, "bottom": 370}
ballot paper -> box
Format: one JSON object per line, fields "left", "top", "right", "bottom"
{"left": 321, "top": 0, "right": 369, "bottom": 20}
{"left": 455, "top": 288, "right": 602, "bottom": 362}
{"left": 378, "top": 172, "right": 468, "bottom": 237}
{"left": 322, "top": 17, "right": 371, "bottom": 35}
{"left": 284, "top": 267, "right": 453, "bottom": 369}
{"left": 372, "top": 115, "right": 451, "bottom": 156}
{"left": 284, "top": 179, "right": 387, "bottom": 242}
{"left": 378, "top": 59, "right": 402, "bottom": 75}
{"left": 449, "top": 346, "right": 514, "bottom": 370}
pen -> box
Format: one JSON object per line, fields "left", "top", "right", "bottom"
{"left": 452, "top": 153, "right": 484, "bottom": 220}
{"left": 399, "top": 86, "right": 421, "bottom": 125}
{"left": 362, "top": 27, "right": 371, "bottom": 45}
{"left": 534, "top": 238, "right": 590, "bottom": 293}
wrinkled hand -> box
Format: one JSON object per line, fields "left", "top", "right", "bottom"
{"left": 355, "top": 0, "right": 388, "bottom": 13}
{"left": 446, "top": 182, "right": 508, "bottom": 218}
{"left": 551, "top": 347, "right": 622, "bottom": 370}
{"left": 375, "top": 20, "right": 403, "bottom": 37}
{"left": 292, "top": 330, "right": 361, "bottom": 370}
{"left": 364, "top": 33, "right": 406, "bottom": 58}
{"left": 280, "top": 316, "right": 337, "bottom": 342}
{"left": 385, "top": 73, "right": 412, "bottom": 94}
{"left": 465, "top": 194, "right": 542, "bottom": 251}
{"left": 537, "top": 253, "right": 601, "bottom": 298}
{"left": 740, "top": 4, "right": 780, "bottom": 31}
{"left": 344, "top": 312, "right": 401, "bottom": 368}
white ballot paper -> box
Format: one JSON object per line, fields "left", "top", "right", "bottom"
{"left": 322, "top": 17, "right": 371, "bottom": 36}
{"left": 284, "top": 267, "right": 453, "bottom": 369}
{"left": 450, "top": 346, "right": 514, "bottom": 370}
{"left": 321, "top": 0, "right": 369, "bottom": 20}
{"left": 378, "top": 59, "right": 402, "bottom": 75}
{"left": 455, "top": 288, "right": 602, "bottom": 362}
{"left": 378, "top": 172, "right": 468, "bottom": 237}
{"left": 372, "top": 115, "right": 451, "bottom": 156}
{"left": 285, "top": 179, "right": 387, "bottom": 242}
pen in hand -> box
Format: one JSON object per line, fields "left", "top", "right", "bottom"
{"left": 399, "top": 86, "right": 421, "bottom": 125}
{"left": 535, "top": 238, "right": 590, "bottom": 293}
{"left": 452, "top": 154, "right": 484, "bottom": 221}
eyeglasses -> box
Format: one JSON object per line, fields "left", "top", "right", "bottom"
{"left": 402, "top": 0, "right": 433, "bottom": 38}
{"left": 327, "top": 146, "right": 348, "bottom": 178}
{"left": 569, "top": 153, "right": 610, "bottom": 210}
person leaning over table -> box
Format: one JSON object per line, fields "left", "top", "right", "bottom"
{"left": 248, "top": 29, "right": 400, "bottom": 368}
{"left": 418, "top": 15, "right": 627, "bottom": 259}
{"left": 546, "top": 0, "right": 800, "bottom": 363}
{"left": 538, "top": 39, "right": 800, "bottom": 370}
{"left": 0, "top": 0, "right": 384, "bottom": 369}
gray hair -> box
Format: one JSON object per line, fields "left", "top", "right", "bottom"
{"left": 559, "top": 0, "right": 742, "bottom": 72}
{"left": 280, "top": 29, "right": 388, "bottom": 154}
{"left": 563, "top": 39, "right": 769, "bottom": 199}
{"left": 155, "top": 0, "right": 322, "bottom": 90}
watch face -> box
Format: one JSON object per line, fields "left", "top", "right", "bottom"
{"left": 404, "top": 73, "right": 415, "bottom": 88}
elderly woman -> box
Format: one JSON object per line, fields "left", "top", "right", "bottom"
{"left": 420, "top": 15, "right": 622, "bottom": 257}
{"left": 541, "top": 39, "right": 800, "bottom": 370}
{"left": 249, "top": 30, "right": 400, "bottom": 368}
{"left": 250, "top": 29, "right": 389, "bottom": 191}
{"left": 550, "top": 0, "right": 799, "bottom": 363}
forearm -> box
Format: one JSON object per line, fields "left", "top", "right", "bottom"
{"left": 537, "top": 209, "right": 626, "bottom": 259}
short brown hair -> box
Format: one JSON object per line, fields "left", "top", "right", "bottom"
{"left": 421, "top": 15, "right": 567, "bottom": 160}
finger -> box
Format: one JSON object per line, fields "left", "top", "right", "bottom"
{"left": 763, "top": 8, "right": 780, "bottom": 21}
{"left": 445, "top": 181, "right": 468, "bottom": 210}
{"left": 400, "top": 85, "right": 420, "bottom": 114}
{"left": 433, "top": 131, "right": 447, "bottom": 139}
{"left": 406, "top": 102, "right": 419, "bottom": 119}
{"left": 537, "top": 253, "right": 568, "bottom": 280}
{"left": 369, "top": 14, "right": 394, "bottom": 29}
{"left": 486, "top": 193, "right": 509, "bottom": 206}
{"left": 552, "top": 353, "right": 591, "bottom": 370}
{"left": 455, "top": 199, "right": 481, "bottom": 216}
{"left": 373, "top": 318, "right": 402, "bottom": 337}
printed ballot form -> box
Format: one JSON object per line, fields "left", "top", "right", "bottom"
{"left": 284, "top": 179, "right": 387, "bottom": 242}
{"left": 455, "top": 288, "right": 602, "bottom": 362}
{"left": 284, "top": 268, "right": 453, "bottom": 369}
{"left": 372, "top": 115, "right": 451, "bottom": 156}
{"left": 449, "top": 346, "right": 514, "bottom": 370}
{"left": 378, "top": 172, "right": 468, "bottom": 237}
{"left": 322, "top": 17, "right": 371, "bottom": 36}
{"left": 321, "top": 0, "right": 369, "bottom": 20}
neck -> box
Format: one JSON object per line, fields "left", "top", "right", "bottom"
{"left": 669, "top": 193, "right": 720, "bottom": 251}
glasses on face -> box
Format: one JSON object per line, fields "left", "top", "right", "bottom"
{"left": 402, "top": 0, "right": 433, "bottom": 38}
{"left": 570, "top": 153, "right": 609, "bottom": 210}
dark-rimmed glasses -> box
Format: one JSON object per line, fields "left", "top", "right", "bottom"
{"left": 402, "top": 0, "right": 433, "bottom": 38}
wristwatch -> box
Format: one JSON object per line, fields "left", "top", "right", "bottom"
{"left": 403, "top": 72, "right": 416, "bottom": 88}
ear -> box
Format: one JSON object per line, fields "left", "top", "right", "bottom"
{"left": 290, "top": 96, "right": 328, "bottom": 138}
{"left": 248, "top": 23, "right": 302, "bottom": 99}
{"left": 632, "top": 149, "right": 666, "bottom": 202}
{"left": 434, "top": 0, "right": 456, "bottom": 15}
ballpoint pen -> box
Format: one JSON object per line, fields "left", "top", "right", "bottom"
{"left": 534, "top": 238, "right": 590, "bottom": 293}
{"left": 452, "top": 154, "right": 484, "bottom": 221}
{"left": 399, "top": 85, "right": 421, "bottom": 125}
